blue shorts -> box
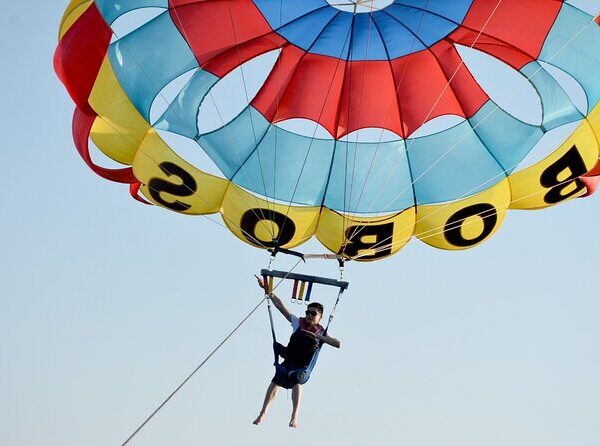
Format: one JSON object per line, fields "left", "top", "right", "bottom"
{"left": 271, "top": 362, "right": 309, "bottom": 389}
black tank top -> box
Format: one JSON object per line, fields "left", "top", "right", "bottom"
{"left": 285, "top": 319, "right": 324, "bottom": 367}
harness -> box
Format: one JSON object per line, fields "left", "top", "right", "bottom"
{"left": 260, "top": 269, "right": 348, "bottom": 386}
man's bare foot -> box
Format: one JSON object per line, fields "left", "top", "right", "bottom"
{"left": 289, "top": 417, "right": 299, "bottom": 428}
{"left": 253, "top": 414, "right": 266, "bottom": 425}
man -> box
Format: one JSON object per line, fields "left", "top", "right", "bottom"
{"left": 253, "top": 276, "right": 341, "bottom": 428}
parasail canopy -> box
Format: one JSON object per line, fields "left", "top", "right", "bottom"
{"left": 55, "top": 0, "right": 600, "bottom": 261}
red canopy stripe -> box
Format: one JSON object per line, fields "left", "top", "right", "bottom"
{"left": 53, "top": 3, "right": 112, "bottom": 114}
{"left": 72, "top": 107, "right": 138, "bottom": 184}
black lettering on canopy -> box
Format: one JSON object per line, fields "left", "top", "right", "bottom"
{"left": 444, "top": 203, "right": 498, "bottom": 247}
{"left": 148, "top": 162, "right": 196, "bottom": 212}
{"left": 240, "top": 209, "right": 296, "bottom": 247}
{"left": 342, "top": 223, "right": 394, "bottom": 260}
{"left": 540, "top": 145, "right": 588, "bottom": 204}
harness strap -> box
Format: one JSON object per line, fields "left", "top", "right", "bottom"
{"left": 305, "top": 282, "right": 314, "bottom": 303}
{"left": 266, "top": 302, "right": 281, "bottom": 365}
{"left": 323, "top": 287, "right": 345, "bottom": 336}
{"left": 300, "top": 286, "right": 346, "bottom": 377}
{"left": 261, "top": 275, "right": 279, "bottom": 364}
{"left": 262, "top": 270, "right": 347, "bottom": 377}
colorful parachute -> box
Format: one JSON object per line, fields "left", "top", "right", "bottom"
{"left": 55, "top": 0, "right": 600, "bottom": 261}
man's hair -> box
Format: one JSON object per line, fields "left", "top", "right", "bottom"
{"left": 307, "top": 302, "right": 324, "bottom": 315}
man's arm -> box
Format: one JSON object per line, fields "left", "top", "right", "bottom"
{"left": 316, "top": 333, "right": 341, "bottom": 349}
{"left": 302, "top": 330, "right": 341, "bottom": 348}
{"left": 255, "top": 274, "right": 293, "bottom": 323}
{"left": 268, "top": 293, "right": 293, "bottom": 323}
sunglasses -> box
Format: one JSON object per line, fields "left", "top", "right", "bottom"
{"left": 305, "top": 310, "right": 321, "bottom": 317}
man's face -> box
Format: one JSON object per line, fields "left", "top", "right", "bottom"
{"left": 305, "top": 308, "right": 322, "bottom": 324}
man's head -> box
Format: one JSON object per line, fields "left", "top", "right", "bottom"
{"left": 305, "top": 302, "right": 324, "bottom": 325}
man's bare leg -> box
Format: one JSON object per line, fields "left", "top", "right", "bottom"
{"left": 289, "top": 384, "right": 303, "bottom": 428}
{"left": 253, "top": 382, "right": 279, "bottom": 425}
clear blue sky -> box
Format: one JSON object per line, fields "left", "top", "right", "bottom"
{"left": 1, "top": 2, "right": 599, "bottom": 446}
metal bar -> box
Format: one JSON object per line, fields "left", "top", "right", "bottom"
{"left": 260, "top": 269, "right": 349, "bottom": 290}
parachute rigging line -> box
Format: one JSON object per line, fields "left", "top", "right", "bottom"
{"left": 347, "top": 24, "right": 600, "bottom": 262}
{"left": 89, "top": 11, "right": 280, "bottom": 244}
{"left": 343, "top": 11, "right": 598, "bottom": 251}
{"left": 353, "top": 113, "right": 600, "bottom": 259}
{"left": 341, "top": 0, "right": 434, "bottom": 253}
{"left": 344, "top": 0, "right": 506, "bottom": 245}
{"left": 223, "top": 0, "right": 277, "bottom": 237}
{"left": 272, "top": 0, "right": 284, "bottom": 238}
{"left": 341, "top": 10, "right": 359, "bottom": 245}
{"left": 103, "top": 3, "right": 281, "bottom": 240}
{"left": 278, "top": 11, "right": 355, "bottom": 239}
{"left": 56, "top": 1, "right": 600, "bottom": 261}
{"left": 91, "top": 112, "right": 272, "bottom": 247}
{"left": 170, "top": 4, "right": 279, "bottom": 239}
{"left": 350, "top": 4, "right": 595, "bottom": 226}
{"left": 119, "top": 259, "right": 303, "bottom": 446}
{"left": 378, "top": 15, "right": 598, "bottom": 212}
{"left": 350, "top": 168, "right": 600, "bottom": 260}
{"left": 350, "top": 118, "right": 600, "bottom": 258}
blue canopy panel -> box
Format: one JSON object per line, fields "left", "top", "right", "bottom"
{"left": 155, "top": 69, "right": 220, "bottom": 138}
{"left": 539, "top": 4, "right": 600, "bottom": 114}
{"left": 407, "top": 120, "right": 506, "bottom": 205}
{"left": 95, "top": 0, "right": 168, "bottom": 24}
{"left": 267, "top": 6, "right": 342, "bottom": 54}
{"left": 230, "top": 124, "right": 335, "bottom": 206}
{"left": 107, "top": 11, "right": 199, "bottom": 122}
{"left": 323, "top": 138, "right": 414, "bottom": 213}
{"left": 309, "top": 13, "right": 354, "bottom": 60}
{"left": 468, "top": 102, "right": 543, "bottom": 174}
{"left": 251, "top": 0, "right": 330, "bottom": 29}
{"left": 158, "top": 88, "right": 416, "bottom": 212}
{"left": 521, "top": 62, "right": 584, "bottom": 131}
{"left": 370, "top": 10, "right": 427, "bottom": 57}
{"left": 252, "top": 0, "right": 473, "bottom": 60}
{"left": 155, "top": 91, "right": 576, "bottom": 212}
{"left": 382, "top": 3, "right": 465, "bottom": 49}
{"left": 391, "top": 0, "right": 474, "bottom": 24}
{"left": 197, "top": 107, "right": 271, "bottom": 180}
